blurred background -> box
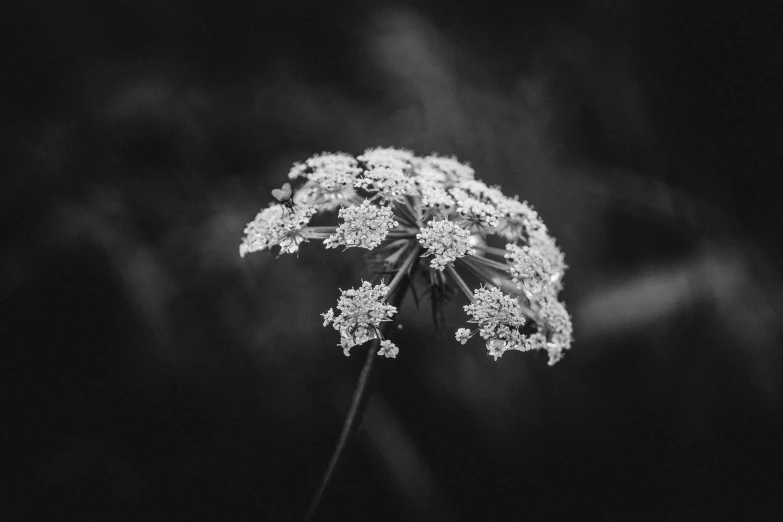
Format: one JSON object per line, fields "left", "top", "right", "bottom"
{"left": 3, "top": 0, "right": 782, "bottom": 520}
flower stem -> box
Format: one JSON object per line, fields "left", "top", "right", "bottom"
{"left": 304, "top": 282, "right": 408, "bottom": 522}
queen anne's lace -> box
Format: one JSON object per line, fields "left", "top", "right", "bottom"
{"left": 453, "top": 193, "right": 501, "bottom": 229}
{"left": 354, "top": 167, "right": 413, "bottom": 203}
{"left": 505, "top": 243, "right": 555, "bottom": 299}
{"left": 417, "top": 220, "right": 476, "bottom": 271}
{"left": 416, "top": 180, "right": 455, "bottom": 208}
{"left": 325, "top": 200, "right": 398, "bottom": 250}
{"left": 421, "top": 154, "right": 475, "bottom": 182}
{"left": 241, "top": 147, "right": 573, "bottom": 364}
{"left": 322, "top": 281, "right": 398, "bottom": 356}
{"left": 538, "top": 295, "right": 573, "bottom": 365}
{"left": 357, "top": 147, "right": 414, "bottom": 175}
{"left": 377, "top": 339, "right": 400, "bottom": 359}
{"left": 240, "top": 204, "right": 316, "bottom": 256}
{"left": 461, "top": 286, "right": 527, "bottom": 360}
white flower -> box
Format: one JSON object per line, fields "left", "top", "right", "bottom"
{"left": 421, "top": 154, "right": 475, "bottom": 183}
{"left": 528, "top": 232, "right": 566, "bottom": 291}
{"left": 538, "top": 295, "right": 573, "bottom": 365}
{"left": 455, "top": 328, "right": 472, "bottom": 345}
{"left": 505, "top": 243, "right": 555, "bottom": 299}
{"left": 416, "top": 180, "right": 455, "bottom": 208}
{"left": 354, "top": 167, "right": 413, "bottom": 202}
{"left": 378, "top": 339, "right": 400, "bottom": 358}
{"left": 417, "top": 219, "right": 476, "bottom": 271}
{"left": 493, "top": 197, "right": 531, "bottom": 241}
{"left": 324, "top": 200, "right": 399, "bottom": 250}
{"left": 295, "top": 172, "right": 358, "bottom": 211}
{"left": 452, "top": 192, "right": 501, "bottom": 229}
{"left": 305, "top": 152, "right": 362, "bottom": 177}
{"left": 462, "top": 286, "right": 527, "bottom": 359}
{"left": 322, "top": 281, "right": 398, "bottom": 356}
{"left": 242, "top": 147, "right": 573, "bottom": 365}
{"left": 239, "top": 204, "right": 316, "bottom": 256}
{"left": 358, "top": 147, "right": 414, "bottom": 175}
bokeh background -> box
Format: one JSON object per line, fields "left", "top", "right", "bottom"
{"left": 4, "top": 1, "right": 782, "bottom": 520}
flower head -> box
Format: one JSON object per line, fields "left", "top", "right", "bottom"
{"left": 325, "top": 200, "right": 398, "bottom": 250}
{"left": 417, "top": 219, "right": 476, "bottom": 271}
{"left": 358, "top": 147, "right": 414, "bottom": 175}
{"left": 455, "top": 328, "right": 471, "bottom": 345}
{"left": 452, "top": 192, "right": 501, "bottom": 230}
{"left": 354, "top": 167, "right": 413, "bottom": 203}
{"left": 378, "top": 339, "right": 400, "bottom": 358}
{"left": 240, "top": 204, "right": 316, "bottom": 256}
{"left": 505, "top": 243, "right": 555, "bottom": 299}
{"left": 242, "top": 147, "right": 572, "bottom": 364}
{"left": 416, "top": 180, "right": 455, "bottom": 208}
{"left": 461, "top": 286, "right": 527, "bottom": 360}
{"left": 322, "top": 281, "right": 398, "bottom": 356}
{"left": 420, "top": 154, "right": 475, "bottom": 183}
{"left": 538, "top": 295, "right": 573, "bottom": 365}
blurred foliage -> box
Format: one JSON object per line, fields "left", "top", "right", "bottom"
{"left": 3, "top": 1, "right": 782, "bottom": 520}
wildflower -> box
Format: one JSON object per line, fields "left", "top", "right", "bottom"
{"left": 538, "top": 295, "right": 573, "bottom": 365}
{"left": 290, "top": 153, "right": 361, "bottom": 211}
{"left": 461, "top": 286, "right": 527, "bottom": 360}
{"left": 455, "top": 328, "right": 471, "bottom": 345}
{"left": 293, "top": 152, "right": 362, "bottom": 179}
{"left": 242, "top": 147, "right": 572, "bottom": 364}
{"left": 421, "top": 154, "right": 475, "bottom": 183}
{"left": 239, "top": 204, "right": 317, "bottom": 256}
{"left": 357, "top": 147, "right": 415, "bottom": 175}
{"left": 417, "top": 219, "right": 476, "bottom": 271}
{"left": 493, "top": 197, "right": 532, "bottom": 241}
{"left": 324, "top": 200, "right": 398, "bottom": 250}
{"left": 354, "top": 167, "right": 413, "bottom": 203}
{"left": 416, "top": 179, "right": 455, "bottom": 208}
{"left": 322, "top": 281, "right": 398, "bottom": 356}
{"left": 505, "top": 243, "right": 555, "bottom": 299}
{"left": 452, "top": 192, "right": 501, "bottom": 230}
{"left": 378, "top": 339, "right": 400, "bottom": 358}
{"left": 529, "top": 232, "right": 566, "bottom": 291}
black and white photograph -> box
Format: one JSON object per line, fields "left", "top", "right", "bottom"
{"left": 4, "top": 1, "right": 782, "bottom": 520}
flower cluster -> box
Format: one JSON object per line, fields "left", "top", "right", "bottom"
{"left": 505, "top": 243, "right": 554, "bottom": 299}
{"left": 241, "top": 147, "right": 572, "bottom": 363}
{"left": 457, "top": 286, "right": 527, "bottom": 360}
{"left": 321, "top": 281, "right": 399, "bottom": 356}
{"left": 417, "top": 219, "right": 476, "bottom": 271}
{"left": 325, "top": 200, "right": 398, "bottom": 250}
{"left": 240, "top": 204, "right": 317, "bottom": 256}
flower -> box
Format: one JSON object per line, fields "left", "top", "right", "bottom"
{"left": 419, "top": 154, "right": 475, "bottom": 183}
{"left": 354, "top": 167, "right": 413, "bottom": 203}
{"left": 417, "top": 219, "right": 476, "bottom": 271}
{"left": 462, "top": 286, "right": 527, "bottom": 360}
{"left": 505, "top": 243, "right": 555, "bottom": 299}
{"left": 416, "top": 180, "right": 455, "bottom": 208}
{"left": 239, "top": 204, "right": 317, "bottom": 256}
{"left": 455, "top": 328, "right": 471, "bottom": 345}
{"left": 538, "top": 295, "right": 573, "bottom": 365}
{"left": 452, "top": 191, "right": 501, "bottom": 230}
{"left": 242, "top": 147, "right": 573, "bottom": 364}
{"left": 325, "top": 200, "right": 398, "bottom": 250}
{"left": 357, "top": 147, "right": 415, "bottom": 175}
{"left": 322, "top": 281, "right": 398, "bottom": 356}
{"left": 378, "top": 339, "right": 400, "bottom": 358}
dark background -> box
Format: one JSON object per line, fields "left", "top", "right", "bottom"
{"left": 4, "top": 1, "right": 782, "bottom": 520}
